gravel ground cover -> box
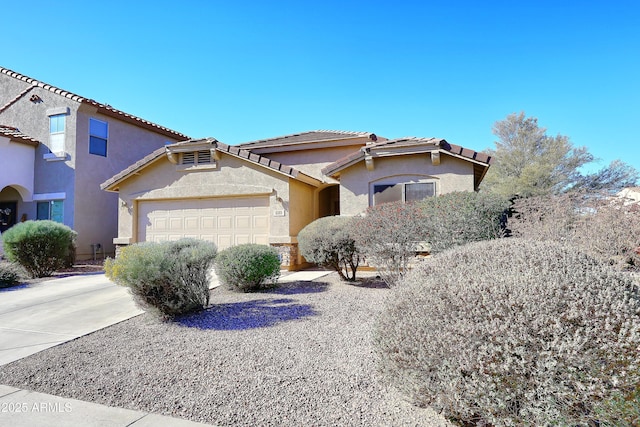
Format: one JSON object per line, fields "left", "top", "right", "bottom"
{"left": 0, "top": 272, "right": 450, "bottom": 426}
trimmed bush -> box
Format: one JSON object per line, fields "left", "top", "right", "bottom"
{"left": 352, "top": 201, "right": 428, "bottom": 286}
{"left": 298, "top": 216, "right": 360, "bottom": 281}
{"left": 215, "top": 244, "right": 280, "bottom": 292}
{"left": 0, "top": 261, "right": 24, "bottom": 288}
{"left": 418, "top": 191, "right": 509, "bottom": 253}
{"left": 104, "top": 238, "right": 217, "bottom": 319}
{"left": 510, "top": 191, "right": 640, "bottom": 270}
{"left": 1, "top": 220, "right": 77, "bottom": 278}
{"left": 375, "top": 238, "right": 640, "bottom": 426}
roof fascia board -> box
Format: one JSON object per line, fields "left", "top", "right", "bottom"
{"left": 101, "top": 150, "right": 166, "bottom": 192}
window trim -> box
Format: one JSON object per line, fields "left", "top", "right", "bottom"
{"left": 89, "top": 118, "right": 108, "bottom": 157}
{"left": 46, "top": 112, "right": 68, "bottom": 160}
{"left": 36, "top": 200, "right": 64, "bottom": 223}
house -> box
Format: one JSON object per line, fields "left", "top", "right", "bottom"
{"left": 101, "top": 130, "right": 493, "bottom": 269}
{"left": 0, "top": 66, "right": 189, "bottom": 259}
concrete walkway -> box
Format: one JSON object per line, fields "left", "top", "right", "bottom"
{"left": 0, "top": 268, "right": 331, "bottom": 426}
{"left": 0, "top": 273, "right": 143, "bottom": 366}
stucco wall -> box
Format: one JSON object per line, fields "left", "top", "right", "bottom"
{"left": 0, "top": 74, "right": 183, "bottom": 258}
{"left": 339, "top": 153, "right": 475, "bottom": 215}
{"left": 0, "top": 136, "right": 35, "bottom": 201}
{"left": 288, "top": 179, "right": 316, "bottom": 239}
{"left": 264, "top": 144, "right": 364, "bottom": 180}
{"left": 72, "top": 107, "right": 180, "bottom": 258}
{"left": 114, "top": 152, "right": 294, "bottom": 244}
{"left": 0, "top": 82, "right": 81, "bottom": 229}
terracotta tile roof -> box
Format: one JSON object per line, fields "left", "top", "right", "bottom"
{"left": 0, "top": 66, "right": 190, "bottom": 140}
{"left": 237, "top": 130, "right": 378, "bottom": 150}
{"left": 322, "top": 137, "right": 493, "bottom": 176}
{"left": 216, "top": 142, "right": 299, "bottom": 177}
{"left": 0, "top": 125, "right": 39, "bottom": 146}
{"left": 101, "top": 138, "right": 320, "bottom": 191}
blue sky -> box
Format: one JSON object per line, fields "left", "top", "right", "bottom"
{"left": 2, "top": 1, "right": 639, "bottom": 174}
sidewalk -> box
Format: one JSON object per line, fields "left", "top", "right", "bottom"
{"left": 1, "top": 268, "right": 331, "bottom": 426}
{"left": 0, "top": 385, "right": 212, "bottom": 426}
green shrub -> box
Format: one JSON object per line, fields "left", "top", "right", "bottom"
{"left": 215, "top": 244, "right": 280, "bottom": 292}
{"left": 352, "top": 201, "right": 428, "bottom": 286}
{"left": 0, "top": 261, "right": 24, "bottom": 288}
{"left": 105, "top": 238, "right": 217, "bottom": 319}
{"left": 418, "top": 191, "right": 509, "bottom": 253}
{"left": 298, "top": 216, "right": 360, "bottom": 281}
{"left": 510, "top": 191, "right": 640, "bottom": 270}
{"left": 375, "top": 238, "right": 640, "bottom": 426}
{"left": 1, "top": 220, "right": 77, "bottom": 278}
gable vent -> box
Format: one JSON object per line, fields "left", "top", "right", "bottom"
{"left": 197, "top": 150, "right": 212, "bottom": 164}
{"left": 182, "top": 152, "right": 195, "bottom": 164}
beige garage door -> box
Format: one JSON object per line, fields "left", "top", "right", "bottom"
{"left": 137, "top": 197, "right": 270, "bottom": 250}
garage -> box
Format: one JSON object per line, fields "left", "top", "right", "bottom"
{"left": 137, "top": 197, "right": 270, "bottom": 250}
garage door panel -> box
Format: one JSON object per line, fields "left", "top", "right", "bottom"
{"left": 218, "top": 216, "right": 232, "bottom": 230}
{"left": 138, "top": 197, "right": 270, "bottom": 250}
{"left": 201, "top": 217, "right": 216, "bottom": 229}
{"left": 236, "top": 215, "right": 250, "bottom": 229}
{"left": 169, "top": 218, "right": 183, "bottom": 230}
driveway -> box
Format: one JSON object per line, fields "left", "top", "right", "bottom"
{"left": 0, "top": 274, "right": 143, "bottom": 366}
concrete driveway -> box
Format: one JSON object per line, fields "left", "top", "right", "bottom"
{"left": 0, "top": 274, "right": 143, "bottom": 366}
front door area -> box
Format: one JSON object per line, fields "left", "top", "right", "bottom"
{"left": 0, "top": 201, "right": 17, "bottom": 233}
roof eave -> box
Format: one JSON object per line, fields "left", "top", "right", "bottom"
{"left": 100, "top": 148, "right": 167, "bottom": 192}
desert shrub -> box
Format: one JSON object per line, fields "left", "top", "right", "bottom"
{"left": 104, "top": 238, "right": 217, "bottom": 319}
{"left": 418, "top": 191, "right": 509, "bottom": 253}
{"left": 352, "top": 201, "right": 428, "bottom": 286}
{"left": 215, "top": 244, "right": 280, "bottom": 292}
{"left": 375, "top": 238, "right": 640, "bottom": 426}
{"left": 298, "top": 216, "right": 360, "bottom": 281}
{"left": 1, "top": 220, "right": 77, "bottom": 278}
{"left": 0, "top": 261, "right": 24, "bottom": 288}
{"left": 511, "top": 191, "right": 640, "bottom": 270}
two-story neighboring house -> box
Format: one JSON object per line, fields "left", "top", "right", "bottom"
{"left": 0, "top": 67, "right": 189, "bottom": 259}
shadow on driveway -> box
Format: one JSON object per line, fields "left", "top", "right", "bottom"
{"left": 177, "top": 297, "right": 318, "bottom": 330}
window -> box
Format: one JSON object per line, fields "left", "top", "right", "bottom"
{"left": 180, "top": 150, "right": 214, "bottom": 166}
{"left": 49, "top": 114, "right": 65, "bottom": 154}
{"left": 373, "top": 182, "right": 435, "bottom": 205}
{"left": 36, "top": 200, "right": 64, "bottom": 223}
{"left": 89, "top": 118, "right": 108, "bottom": 156}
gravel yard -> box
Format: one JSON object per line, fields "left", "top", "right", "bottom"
{"left": 0, "top": 272, "right": 450, "bottom": 426}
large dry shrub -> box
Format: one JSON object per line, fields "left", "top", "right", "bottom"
{"left": 297, "top": 216, "right": 360, "bottom": 281}
{"left": 418, "top": 191, "right": 509, "bottom": 254}
{"left": 510, "top": 192, "right": 640, "bottom": 270}
{"left": 105, "top": 238, "right": 217, "bottom": 319}
{"left": 352, "top": 201, "right": 428, "bottom": 286}
{"left": 375, "top": 238, "right": 640, "bottom": 426}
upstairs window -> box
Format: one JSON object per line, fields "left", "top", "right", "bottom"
{"left": 49, "top": 114, "right": 66, "bottom": 154}
{"left": 373, "top": 182, "right": 435, "bottom": 205}
{"left": 89, "top": 118, "right": 108, "bottom": 157}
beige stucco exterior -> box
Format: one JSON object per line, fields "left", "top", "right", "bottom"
{"left": 113, "top": 152, "right": 297, "bottom": 246}
{"left": 104, "top": 134, "right": 491, "bottom": 270}
{"left": 338, "top": 153, "right": 475, "bottom": 215}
